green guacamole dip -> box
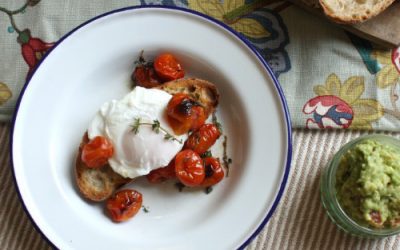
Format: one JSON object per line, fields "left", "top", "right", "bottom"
{"left": 336, "top": 139, "right": 400, "bottom": 229}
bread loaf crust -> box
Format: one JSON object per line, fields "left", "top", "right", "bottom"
{"left": 319, "top": 0, "right": 396, "bottom": 24}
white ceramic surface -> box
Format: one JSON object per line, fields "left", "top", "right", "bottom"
{"left": 12, "top": 6, "right": 291, "bottom": 250}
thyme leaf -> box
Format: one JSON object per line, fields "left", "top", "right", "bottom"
{"left": 152, "top": 120, "right": 160, "bottom": 133}
{"left": 175, "top": 182, "right": 185, "bottom": 192}
{"left": 205, "top": 186, "right": 213, "bottom": 194}
{"left": 142, "top": 205, "right": 150, "bottom": 213}
{"left": 131, "top": 118, "right": 141, "bottom": 134}
{"left": 201, "top": 151, "right": 212, "bottom": 158}
{"left": 164, "top": 133, "right": 173, "bottom": 140}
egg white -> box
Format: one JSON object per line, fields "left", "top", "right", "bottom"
{"left": 88, "top": 86, "right": 186, "bottom": 178}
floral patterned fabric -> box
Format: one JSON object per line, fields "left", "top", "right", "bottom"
{"left": 0, "top": 0, "right": 399, "bottom": 131}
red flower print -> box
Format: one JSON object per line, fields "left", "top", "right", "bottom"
{"left": 392, "top": 47, "right": 400, "bottom": 74}
{"left": 305, "top": 74, "right": 383, "bottom": 129}
{"left": 17, "top": 29, "right": 54, "bottom": 76}
{"left": 303, "top": 95, "right": 353, "bottom": 129}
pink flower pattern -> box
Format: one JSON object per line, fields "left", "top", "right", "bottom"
{"left": 303, "top": 95, "right": 353, "bottom": 129}
{"left": 392, "top": 47, "right": 400, "bottom": 74}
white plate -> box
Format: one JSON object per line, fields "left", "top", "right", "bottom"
{"left": 11, "top": 6, "right": 292, "bottom": 250}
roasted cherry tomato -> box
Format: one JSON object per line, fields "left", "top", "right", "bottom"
{"left": 106, "top": 189, "right": 143, "bottom": 222}
{"left": 81, "top": 136, "right": 114, "bottom": 168}
{"left": 154, "top": 53, "right": 184, "bottom": 81}
{"left": 167, "top": 93, "right": 195, "bottom": 123}
{"left": 175, "top": 150, "right": 205, "bottom": 187}
{"left": 146, "top": 159, "right": 176, "bottom": 183}
{"left": 167, "top": 93, "right": 206, "bottom": 135}
{"left": 201, "top": 157, "right": 224, "bottom": 187}
{"left": 184, "top": 124, "right": 221, "bottom": 155}
{"left": 132, "top": 64, "right": 162, "bottom": 88}
{"left": 190, "top": 106, "right": 207, "bottom": 131}
{"left": 167, "top": 116, "right": 191, "bottom": 135}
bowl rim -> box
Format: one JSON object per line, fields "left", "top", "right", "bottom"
{"left": 9, "top": 5, "right": 293, "bottom": 250}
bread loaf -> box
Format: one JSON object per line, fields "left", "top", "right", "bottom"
{"left": 319, "top": 0, "right": 396, "bottom": 23}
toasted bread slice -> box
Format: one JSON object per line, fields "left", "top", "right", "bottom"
{"left": 75, "top": 78, "right": 219, "bottom": 201}
{"left": 75, "top": 133, "right": 130, "bottom": 202}
{"left": 156, "top": 78, "right": 219, "bottom": 117}
{"left": 319, "top": 0, "right": 395, "bottom": 24}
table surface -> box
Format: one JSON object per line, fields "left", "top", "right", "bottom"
{"left": 1, "top": 122, "right": 399, "bottom": 250}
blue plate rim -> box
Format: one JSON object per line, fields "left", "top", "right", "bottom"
{"left": 10, "top": 5, "right": 292, "bottom": 250}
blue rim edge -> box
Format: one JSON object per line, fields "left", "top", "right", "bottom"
{"left": 10, "top": 5, "right": 292, "bottom": 250}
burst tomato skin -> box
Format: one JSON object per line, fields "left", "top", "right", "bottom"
{"left": 184, "top": 124, "right": 221, "bottom": 155}
{"left": 167, "top": 93, "right": 194, "bottom": 123}
{"left": 81, "top": 136, "right": 114, "bottom": 168}
{"left": 167, "top": 93, "right": 206, "bottom": 135}
{"left": 106, "top": 189, "right": 143, "bottom": 222}
{"left": 132, "top": 64, "right": 162, "bottom": 88}
{"left": 167, "top": 116, "right": 192, "bottom": 135}
{"left": 190, "top": 106, "right": 207, "bottom": 131}
{"left": 146, "top": 160, "right": 176, "bottom": 183}
{"left": 201, "top": 157, "right": 224, "bottom": 187}
{"left": 154, "top": 53, "right": 185, "bottom": 81}
{"left": 175, "top": 150, "right": 205, "bottom": 187}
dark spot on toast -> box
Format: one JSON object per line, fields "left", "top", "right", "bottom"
{"left": 189, "top": 85, "right": 196, "bottom": 92}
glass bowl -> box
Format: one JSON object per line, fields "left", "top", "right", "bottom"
{"left": 321, "top": 134, "right": 400, "bottom": 238}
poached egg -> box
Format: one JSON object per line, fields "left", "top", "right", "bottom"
{"left": 88, "top": 86, "right": 186, "bottom": 178}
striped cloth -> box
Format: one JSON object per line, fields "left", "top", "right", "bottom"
{"left": 1, "top": 122, "right": 399, "bottom": 249}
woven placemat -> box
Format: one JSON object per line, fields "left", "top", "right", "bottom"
{"left": 1, "top": 123, "right": 399, "bottom": 249}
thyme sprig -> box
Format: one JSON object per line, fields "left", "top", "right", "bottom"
{"left": 212, "top": 113, "right": 223, "bottom": 133}
{"left": 134, "top": 50, "right": 153, "bottom": 67}
{"left": 131, "top": 118, "right": 183, "bottom": 144}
